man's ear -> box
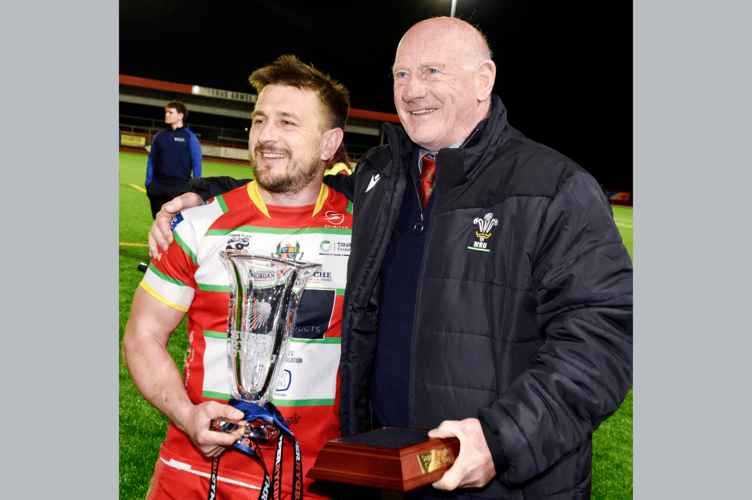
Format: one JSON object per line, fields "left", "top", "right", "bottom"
{"left": 476, "top": 60, "right": 496, "bottom": 102}
{"left": 320, "top": 127, "right": 344, "bottom": 161}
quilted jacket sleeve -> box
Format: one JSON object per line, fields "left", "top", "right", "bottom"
{"left": 477, "top": 170, "right": 633, "bottom": 483}
{"left": 185, "top": 176, "right": 250, "bottom": 201}
{"left": 323, "top": 169, "right": 355, "bottom": 201}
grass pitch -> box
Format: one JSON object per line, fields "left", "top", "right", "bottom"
{"left": 119, "top": 152, "right": 253, "bottom": 499}
{"left": 118, "top": 151, "right": 634, "bottom": 499}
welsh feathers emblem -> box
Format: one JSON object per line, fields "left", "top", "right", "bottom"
{"left": 468, "top": 213, "right": 498, "bottom": 252}
{"left": 473, "top": 213, "right": 498, "bottom": 241}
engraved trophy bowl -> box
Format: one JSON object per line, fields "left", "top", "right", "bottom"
{"left": 213, "top": 252, "right": 321, "bottom": 441}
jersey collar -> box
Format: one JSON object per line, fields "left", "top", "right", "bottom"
{"left": 246, "top": 181, "right": 329, "bottom": 218}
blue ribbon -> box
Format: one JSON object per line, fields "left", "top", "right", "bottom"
{"left": 209, "top": 399, "right": 302, "bottom": 500}
{"left": 228, "top": 399, "right": 293, "bottom": 456}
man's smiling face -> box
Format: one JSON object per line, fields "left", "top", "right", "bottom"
{"left": 248, "top": 84, "right": 326, "bottom": 194}
{"left": 392, "top": 21, "right": 488, "bottom": 153}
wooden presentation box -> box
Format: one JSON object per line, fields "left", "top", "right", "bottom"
{"left": 308, "top": 427, "right": 460, "bottom": 492}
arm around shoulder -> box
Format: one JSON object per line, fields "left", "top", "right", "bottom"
{"left": 186, "top": 176, "right": 250, "bottom": 202}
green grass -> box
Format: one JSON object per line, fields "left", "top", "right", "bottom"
{"left": 118, "top": 151, "right": 634, "bottom": 499}
{"left": 591, "top": 203, "right": 633, "bottom": 499}
{"left": 612, "top": 205, "right": 633, "bottom": 261}
{"left": 118, "top": 151, "right": 254, "bottom": 499}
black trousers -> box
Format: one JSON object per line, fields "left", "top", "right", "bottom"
{"left": 146, "top": 181, "right": 188, "bottom": 219}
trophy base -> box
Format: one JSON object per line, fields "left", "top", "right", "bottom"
{"left": 211, "top": 417, "right": 281, "bottom": 442}
{"left": 308, "top": 427, "right": 460, "bottom": 492}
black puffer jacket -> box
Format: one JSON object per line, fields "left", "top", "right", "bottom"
{"left": 332, "top": 95, "right": 633, "bottom": 500}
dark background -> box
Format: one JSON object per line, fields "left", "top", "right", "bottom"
{"left": 120, "top": 0, "right": 632, "bottom": 191}
{"left": 10, "top": 2, "right": 752, "bottom": 498}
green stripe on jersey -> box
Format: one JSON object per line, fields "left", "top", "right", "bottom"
{"left": 148, "top": 263, "right": 189, "bottom": 287}
{"left": 198, "top": 284, "right": 345, "bottom": 296}
{"left": 291, "top": 337, "right": 341, "bottom": 344}
{"left": 174, "top": 231, "right": 198, "bottom": 264}
{"left": 273, "top": 398, "right": 335, "bottom": 407}
{"left": 216, "top": 194, "right": 229, "bottom": 213}
{"left": 203, "top": 391, "right": 230, "bottom": 401}
{"left": 198, "top": 283, "right": 231, "bottom": 292}
{"left": 204, "top": 330, "right": 227, "bottom": 339}
{"left": 206, "top": 226, "right": 350, "bottom": 236}
{"left": 201, "top": 390, "right": 334, "bottom": 407}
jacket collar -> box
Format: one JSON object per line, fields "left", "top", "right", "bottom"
{"left": 378, "top": 94, "right": 510, "bottom": 186}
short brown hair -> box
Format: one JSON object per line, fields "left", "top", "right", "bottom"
{"left": 248, "top": 55, "right": 350, "bottom": 132}
{"left": 165, "top": 100, "right": 188, "bottom": 119}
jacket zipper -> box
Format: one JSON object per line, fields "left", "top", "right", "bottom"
{"left": 411, "top": 174, "right": 425, "bottom": 234}
{"left": 411, "top": 130, "right": 478, "bottom": 235}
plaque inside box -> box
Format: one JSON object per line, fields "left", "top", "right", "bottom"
{"left": 307, "top": 427, "right": 461, "bottom": 492}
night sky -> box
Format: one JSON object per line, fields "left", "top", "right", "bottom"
{"left": 7, "top": 4, "right": 752, "bottom": 496}
{"left": 120, "top": 0, "right": 633, "bottom": 190}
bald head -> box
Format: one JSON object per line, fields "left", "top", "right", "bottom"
{"left": 392, "top": 17, "right": 496, "bottom": 152}
{"left": 400, "top": 17, "right": 493, "bottom": 72}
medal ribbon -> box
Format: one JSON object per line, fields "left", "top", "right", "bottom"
{"left": 207, "top": 399, "right": 302, "bottom": 500}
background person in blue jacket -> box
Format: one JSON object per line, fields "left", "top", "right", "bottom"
{"left": 145, "top": 100, "right": 202, "bottom": 219}
{"left": 149, "top": 17, "right": 632, "bottom": 500}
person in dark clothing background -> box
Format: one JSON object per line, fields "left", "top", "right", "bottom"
{"left": 145, "top": 100, "right": 202, "bottom": 219}
{"left": 149, "top": 17, "right": 633, "bottom": 500}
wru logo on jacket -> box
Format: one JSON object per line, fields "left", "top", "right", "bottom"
{"left": 468, "top": 213, "right": 498, "bottom": 253}
{"left": 474, "top": 213, "right": 498, "bottom": 241}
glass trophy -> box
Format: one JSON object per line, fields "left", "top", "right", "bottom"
{"left": 211, "top": 252, "right": 321, "bottom": 441}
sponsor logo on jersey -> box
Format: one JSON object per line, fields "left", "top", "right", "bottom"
{"left": 173, "top": 136, "right": 186, "bottom": 142}
{"left": 285, "top": 413, "right": 301, "bottom": 426}
{"left": 225, "top": 234, "right": 251, "bottom": 252}
{"left": 312, "top": 270, "right": 332, "bottom": 282}
{"left": 285, "top": 351, "right": 303, "bottom": 364}
{"left": 325, "top": 211, "right": 345, "bottom": 225}
{"left": 170, "top": 212, "right": 184, "bottom": 232}
{"left": 294, "top": 289, "right": 335, "bottom": 340}
{"left": 276, "top": 369, "right": 292, "bottom": 391}
{"left": 318, "top": 239, "right": 350, "bottom": 257}
{"left": 276, "top": 239, "right": 301, "bottom": 260}
{"left": 250, "top": 271, "right": 276, "bottom": 280}
{"left": 468, "top": 212, "right": 498, "bottom": 252}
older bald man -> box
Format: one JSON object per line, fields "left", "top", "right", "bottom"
{"left": 149, "top": 17, "right": 633, "bottom": 500}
